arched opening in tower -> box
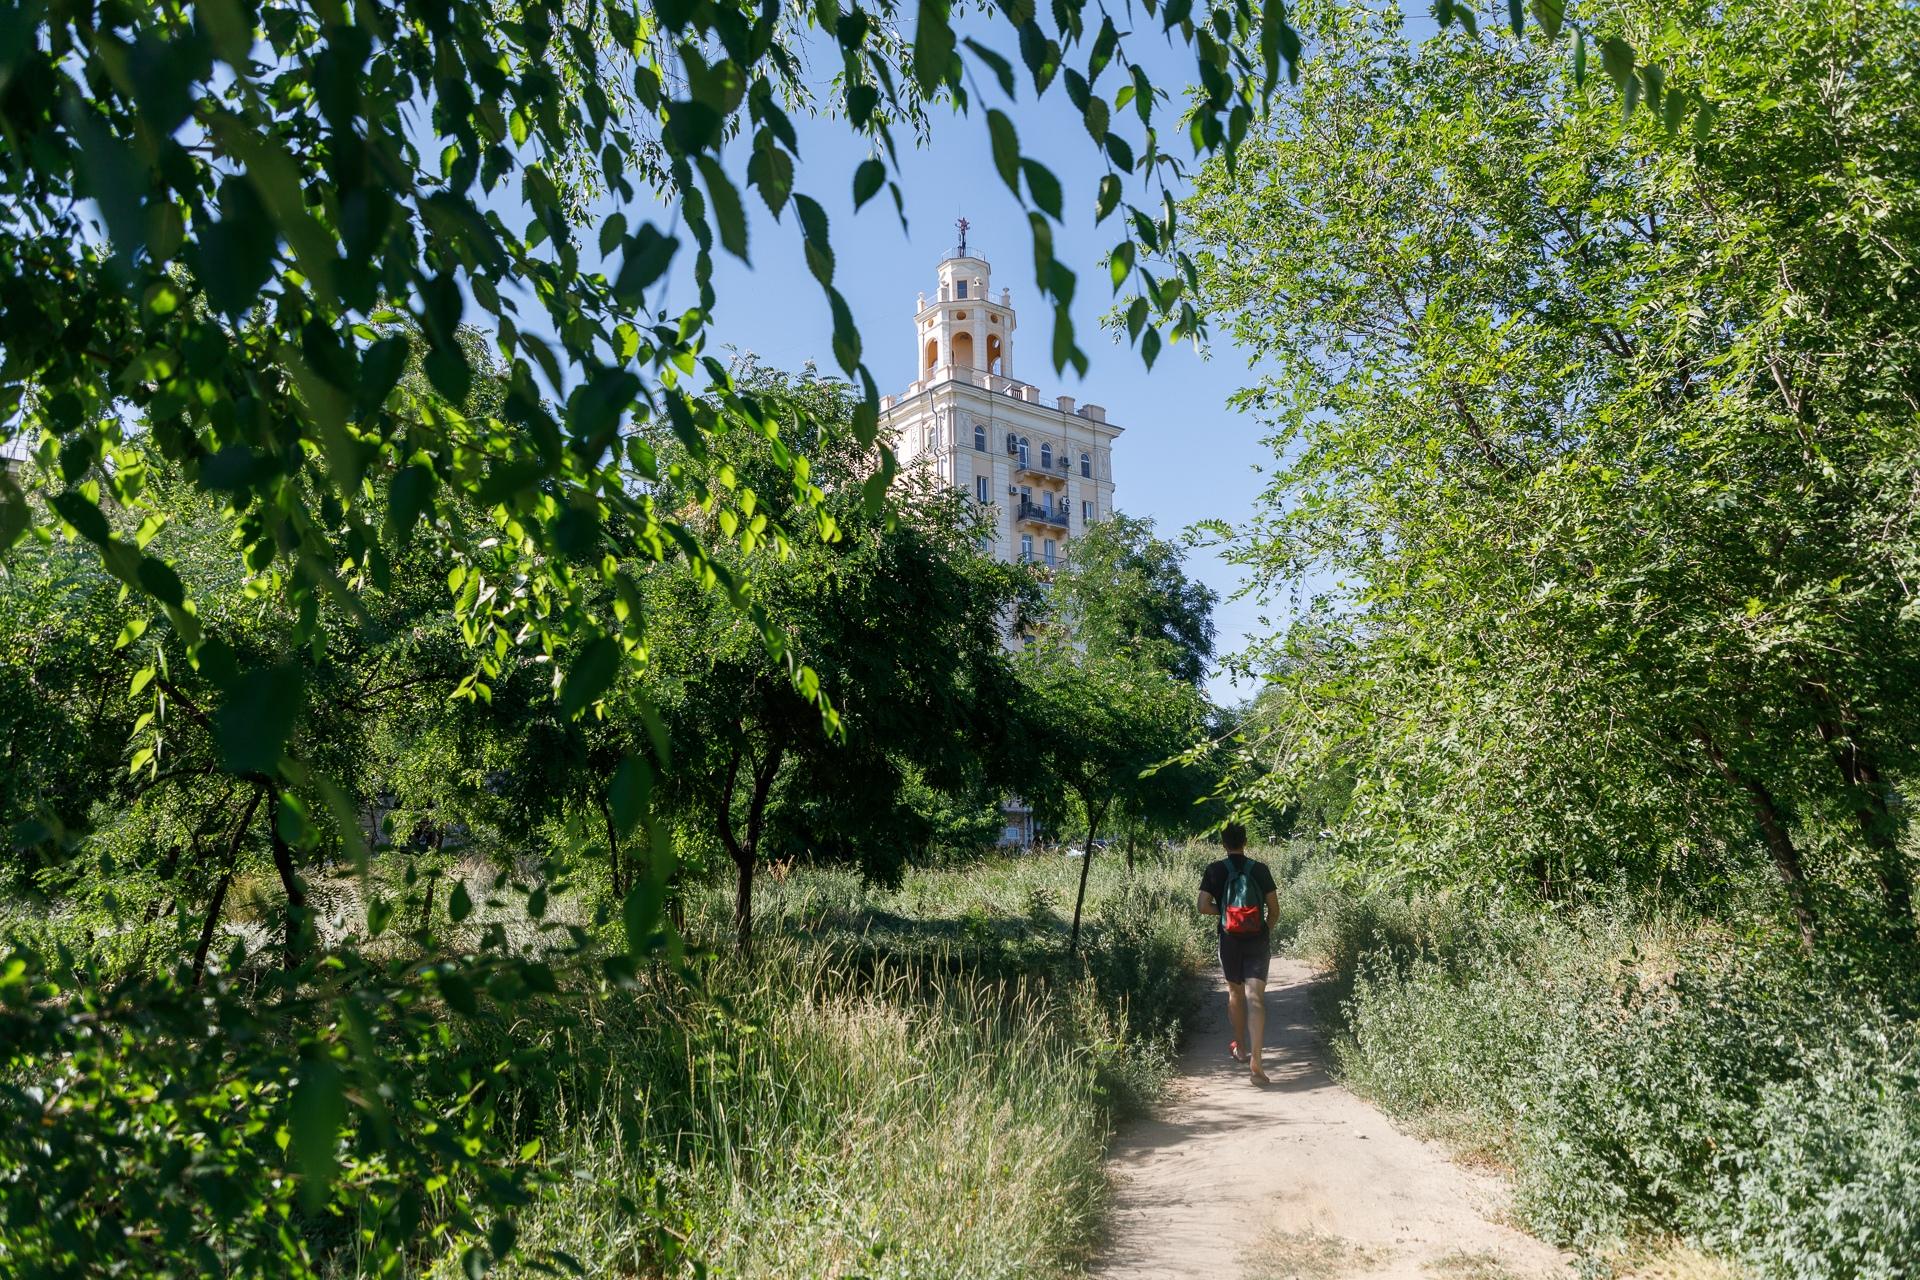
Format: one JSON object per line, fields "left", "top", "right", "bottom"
{"left": 986, "top": 333, "right": 1003, "bottom": 375}
{"left": 950, "top": 331, "right": 975, "bottom": 370}
{"left": 924, "top": 337, "right": 939, "bottom": 372}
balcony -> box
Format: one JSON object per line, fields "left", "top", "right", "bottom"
{"left": 1012, "top": 453, "right": 1072, "bottom": 483}
{"left": 1016, "top": 498, "right": 1069, "bottom": 529}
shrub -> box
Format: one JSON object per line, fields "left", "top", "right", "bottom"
{"left": 1295, "top": 864, "right": 1920, "bottom": 1279}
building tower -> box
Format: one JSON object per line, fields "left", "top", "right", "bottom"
{"left": 881, "top": 228, "right": 1126, "bottom": 846}
{"left": 882, "top": 226, "right": 1123, "bottom": 573}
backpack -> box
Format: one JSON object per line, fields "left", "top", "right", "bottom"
{"left": 1219, "top": 856, "right": 1264, "bottom": 935}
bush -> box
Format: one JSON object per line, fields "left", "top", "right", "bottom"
{"left": 1291, "top": 863, "right": 1920, "bottom": 1279}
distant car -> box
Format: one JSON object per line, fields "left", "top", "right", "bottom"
{"left": 1063, "top": 845, "right": 1086, "bottom": 858}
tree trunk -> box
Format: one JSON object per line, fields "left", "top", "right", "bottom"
{"left": 192, "top": 866, "right": 238, "bottom": 986}
{"left": 1067, "top": 802, "right": 1104, "bottom": 958}
{"left": 267, "top": 786, "right": 310, "bottom": 969}
{"left": 1696, "top": 727, "right": 1817, "bottom": 955}
{"left": 192, "top": 787, "right": 265, "bottom": 986}
{"left": 734, "top": 853, "right": 754, "bottom": 956}
{"left": 716, "top": 738, "right": 784, "bottom": 955}
{"left": 598, "top": 793, "right": 625, "bottom": 898}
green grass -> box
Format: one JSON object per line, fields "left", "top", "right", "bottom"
{"left": 467, "top": 848, "right": 1211, "bottom": 1279}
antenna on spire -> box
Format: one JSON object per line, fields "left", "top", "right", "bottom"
{"left": 955, "top": 216, "right": 970, "bottom": 257}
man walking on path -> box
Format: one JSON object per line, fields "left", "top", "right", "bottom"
{"left": 1197, "top": 822, "right": 1280, "bottom": 1084}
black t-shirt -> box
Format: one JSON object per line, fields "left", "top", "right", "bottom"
{"left": 1200, "top": 855, "right": 1278, "bottom": 937}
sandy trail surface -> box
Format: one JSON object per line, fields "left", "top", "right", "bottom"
{"left": 1092, "top": 957, "right": 1571, "bottom": 1280}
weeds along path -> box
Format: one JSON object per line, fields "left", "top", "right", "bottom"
{"left": 1092, "top": 957, "right": 1571, "bottom": 1280}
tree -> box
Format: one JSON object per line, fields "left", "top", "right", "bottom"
{"left": 1019, "top": 639, "right": 1209, "bottom": 955}
{"left": 645, "top": 366, "right": 1034, "bottom": 952}
{"left": 1051, "top": 511, "right": 1219, "bottom": 686}
{"left": 1186, "top": 0, "right": 1920, "bottom": 950}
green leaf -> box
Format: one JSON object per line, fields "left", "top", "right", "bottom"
{"left": 559, "top": 636, "right": 621, "bottom": 718}
{"left": 1022, "top": 160, "right": 1063, "bottom": 220}
{"left": 1600, "top": 37, "right": 1635, "bottom": 91}
{"left": 912, "top": 0, "right": 956, "bottom": 94}
{"left": 276, "top": 791, "right": 315, "bottom": 849}
{"left": 609, "top": 754, "right": 653, "bottom": 835}
{"left": 794, "top": 194, "right": 835, "bottom": 285}
{"left": 387, "top": 464, "right": 437, "bottom": 542}
{"left": 50, "top": 490, "right": 112, "bottom": 546}
{"left": 449, "top": 880, "right": 473, "bottom": 923}
{"left": 962, "top": 37, "right": 1016, "bottom": 96}
{"left": 613, "top": 225, "right": 680, "bottom": 305}
{"left": 1507, "top": 0, "right": 1524, "bottom": 37}
{"left": 622, "top": 877, "right": 666, "bottom": 956}
{"left": 746, "top": 131, "right": 794, "bottom": 218}
{"left": 214, "top": 664, "right": 306, "bottom": 776}
{"left": 289, "top": 1055, "right": 345, "bottom": 1211}
{"left": 986, "top": 110, "right": 1021, "bottom": 194}
{"left": 0, "top": 471, "right": 27, "bottom": 551}
{"left": 1529, "top": 0, "right": 1563, "bottom": 41}
{"left": 1096, "top": 174, "right": 1123, "bottom": 223}
{"left": 136, "top": 556, "right": 186, "bottom": 608}
{"left": 694, "top": 155, "right": 750, "bottom": 261}
{"left": 852, "top": 158, "right": 886, "bottom": 210}
{"left": 1019, "top": 21, "right": 1061, "bottom": 95}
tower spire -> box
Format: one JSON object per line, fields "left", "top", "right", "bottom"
{"left": 955, "top": 215, "right": 970, "bottom": 257}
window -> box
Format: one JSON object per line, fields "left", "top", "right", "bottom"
{"left": 1082, "top": 499, "right": 1093, "bottom": 522}
{"left": 1017, "top": 436, "right": 1030, "bottom": 467}
{"left": 956, "top": 280, "right": 968, "bottom": 298}
{"left": 1019, "top": 533, "right": 1033, "bottom": 562}
{"left": 976, "top": 475, "right": 990, "bottom": 504}
{"left": 1040, "top": 442, "right": 1052, "bottom": 470}
{"left": 928, "top": 423, "right": 940, "bottom": 449}
{"left": 1080, "top": 451, "right": 1092, "bottom": 477}
{"left": 1044, "top": 539, "right": 1057, "bottom": 567}
{"left": 974, "top": 422, "right": 987, "bottom": 451}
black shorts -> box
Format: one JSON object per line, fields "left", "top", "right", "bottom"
{"left": 1218, "top": 931, "right": 1271, "bottom": 983}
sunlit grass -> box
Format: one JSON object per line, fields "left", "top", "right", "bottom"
{"left": 459, "top": 848, "right": 1210, "bottom": 1280}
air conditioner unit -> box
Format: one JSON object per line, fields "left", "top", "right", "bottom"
{"left": 1007, "top": 484, "right": 1018, "bottom": 496}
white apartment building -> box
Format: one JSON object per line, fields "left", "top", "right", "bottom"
{"left": 881, "top": 235, "right": 1124, "bottom": 845}
{"left": 882, "top": 242, "right": 1122, "bottom": 572}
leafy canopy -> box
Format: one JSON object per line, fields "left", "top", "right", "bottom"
{"left": 1189, "top": 0, "right": 1920, "bottom": 948}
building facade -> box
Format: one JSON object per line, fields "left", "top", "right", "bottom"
{"left": 880, "top": 244, "right": 1124, "bottom": 845}
{"left": 881, "top": 251, "right": 1122, "bottom": 571}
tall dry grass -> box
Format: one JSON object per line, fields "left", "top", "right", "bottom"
{"left": 450, "top": 848, "right": 1209, "bottom": 1280}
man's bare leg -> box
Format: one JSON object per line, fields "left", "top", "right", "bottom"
{"left": 1226, "top": 980, "right": 1249, "bottom": 1056}
{"left": 1244, "top": 975, "right": 1268, "bottom": 1079}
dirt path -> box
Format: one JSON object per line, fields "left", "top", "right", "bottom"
{"left": 1092, "top": 958, "right": 1571, "bottom": 1280}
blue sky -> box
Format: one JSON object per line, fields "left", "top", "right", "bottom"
{"left": 649, "top": 28, "right": 1289, "bottom": 704}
